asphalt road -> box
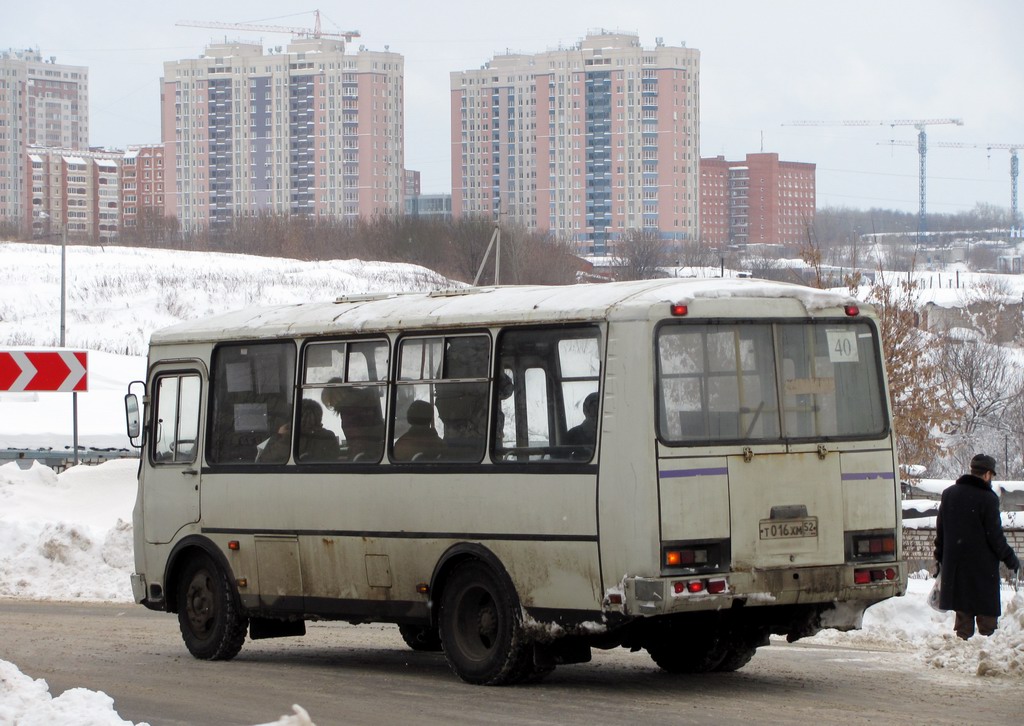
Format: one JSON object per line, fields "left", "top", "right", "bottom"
{"left": 0, "top": 600, "right": 1018, "bottom": 725}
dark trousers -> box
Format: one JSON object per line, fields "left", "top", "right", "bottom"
{"left": 954, "top": 611, "right": 998, "bottom": 640}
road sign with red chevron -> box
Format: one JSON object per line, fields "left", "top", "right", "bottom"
{"left": 0, "top": 351, "right": 88, "bottom": 392}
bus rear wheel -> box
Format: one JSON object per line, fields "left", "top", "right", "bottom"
{"left": 399, "top": 624, "right": 443, "bottom": 652}
{"left": 177, "top": 553, "right": 248, "bottom": 661}
{"left": 439, "top": 561, "right": 533, "bottom": 685}
{"left": 646, "top": 633, "right": 726, "bottom": 673}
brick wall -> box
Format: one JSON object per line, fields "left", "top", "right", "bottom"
{"left": 904, "top": 527, "right": 1024, "bottom": 575}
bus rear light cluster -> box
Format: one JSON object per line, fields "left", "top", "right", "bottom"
{"left": 855, "top": 535, "right": 895, "bottom": 556}
{"left": 670, "top": 303, "right": 689, "bottom": 316}
{"left": 844, "top": 304, "right": 860, "bottom": 316}
{"left": 671, "top": 577, "right": 728, "bottom": 596}
{"left": 853, "top": 567, "right": 897, "bottom": 584}
{"left": 664, "top": 547, "right": 709, "bottom": 567}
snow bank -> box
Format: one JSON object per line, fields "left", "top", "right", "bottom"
{"left": 0, "top": 659, "right": 316, "bottom": 726}
{"left": 0, "top": 659, "right": 141, "bottom": 726}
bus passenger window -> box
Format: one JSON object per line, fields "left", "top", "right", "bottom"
{"left": 492, "top": 326, "right": 601, "bottom": 464}
{"left": 302, "top": 337, "right": 389, "bottom": 464}
{"left": 396, "top": 334, "right": 491, "bottom": 463}
{"left": 209, "top": 342, "right": 296, "bottom": 465}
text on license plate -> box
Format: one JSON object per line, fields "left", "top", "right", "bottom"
{"left": 759, "top": 517, "right": 818, "bottom": 540}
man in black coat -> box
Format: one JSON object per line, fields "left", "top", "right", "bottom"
{"left": 934, "top": 453, "right": 1020, "bottom": 639}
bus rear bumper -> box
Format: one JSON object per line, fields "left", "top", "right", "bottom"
{"left": 624, "top": 562, "right": 905, "bottom": 627}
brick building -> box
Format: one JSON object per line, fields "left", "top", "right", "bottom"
{"left": 700, "top": 153, "right": 815, "bottom": 247}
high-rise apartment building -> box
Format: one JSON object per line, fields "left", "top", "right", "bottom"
{"left": 451, "top": 32, "right": 700, "bottom": 256}
{"left": 27, "top": 147, "right": 121, "bottom": 242}
{"left": 700, "top": 153, "right": 816, "bottom": 247}
{"left": 162, "top": 39, "right": 404, "bottom": 234}
{"left": 0, "top": 49, "right": 88, "bottom": 233}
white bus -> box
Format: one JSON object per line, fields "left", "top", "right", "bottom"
{"left": 126, "top": 278, "right": 905, "bottom": 685}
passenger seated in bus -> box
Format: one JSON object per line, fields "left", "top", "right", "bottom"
{"left": 434, "top": 383, "right": 487, "bottom": 461}
{"left": 393, "top": 400, "right": 443, "bottom": 462}
{"left": 564, "top": 391, "right": 599, "bottom": 459}
{"left": 296, "top": 399, "right": 341, "bottom": 462}
{"left": 321, "top": 381, "right": 385, "bottom": 461}
{"left": 256, "top": 418, "right": 292, "bottom": 464}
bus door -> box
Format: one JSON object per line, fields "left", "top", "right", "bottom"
{"left": 727, "top": 450, "right": 844, "bottom": 570}
{"left": 143, "top": 366, "right": 204, "bottom": 544}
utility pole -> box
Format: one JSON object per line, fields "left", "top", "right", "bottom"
{"left": 59, "top": 226, "right": 79, "bottom": 466}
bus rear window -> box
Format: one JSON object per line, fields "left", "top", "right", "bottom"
{"left": 657, "top": 320, "right": 887, "bottom": 444}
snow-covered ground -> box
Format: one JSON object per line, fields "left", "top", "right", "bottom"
{"left": 3, "top": 242, "right": 1024, "bottom": 723}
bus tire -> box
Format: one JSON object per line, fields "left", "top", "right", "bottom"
{"left": 439, "top": 560, "right": 532, "bottom": 685}
{"left": 646, "top": 633, "right": 726, "bottom": 674}
{"left": 714, "top": 644, "right": 757, "bottom": 672}
{"left": 177, "top": 553, "right": 248, "bottom": 661}
{"left": 399, "top": 624, "right": 443, "bottom": 652}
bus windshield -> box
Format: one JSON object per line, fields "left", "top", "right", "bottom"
{"left": 657, "top": 320, "right": 887, "bottom": 444}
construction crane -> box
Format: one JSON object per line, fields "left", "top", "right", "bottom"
{"left": 879, "top": 139, "right": 1021, "bottom": 225}
{"left": 785, "top": 118, "right": 964, "bottom": 234}
{"left": 177, "top": 10, "right": 359, "bottom": 43}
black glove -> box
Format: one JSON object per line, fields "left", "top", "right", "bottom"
{"left": 932, "top": 562, "right": 941, "bottom": 578}
{"left": 1007, "top": 555, "right": 1020, "bottom": 573}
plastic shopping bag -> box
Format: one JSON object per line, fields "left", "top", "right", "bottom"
{"left": 927, "top": 576, "right": 946, "bottom": 612}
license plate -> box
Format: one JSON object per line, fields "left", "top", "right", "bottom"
{"left": 759, "top": 517, "right": 818, "bottom": 540}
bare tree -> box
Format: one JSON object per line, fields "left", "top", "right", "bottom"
{"left": 613, "top": 228, "right": 670, "bottom": 281}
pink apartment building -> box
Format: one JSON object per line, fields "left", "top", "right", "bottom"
{"left": 162, "top": 39, "right": 404, "bottom": 235}
{"left": 451, "top": 32, "right": 700, "bottom": 256}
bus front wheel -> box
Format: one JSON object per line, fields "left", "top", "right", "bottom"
{"left": 439, "top": 561, "right": 533, "bottom": 685}
{"left": 176, "top": 553, "right": 248, "bottom": 661}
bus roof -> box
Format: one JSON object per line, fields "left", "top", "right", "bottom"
{"left": 149, "top": 277, "right": 863, "bottom": 346}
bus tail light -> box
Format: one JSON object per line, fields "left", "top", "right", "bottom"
{"left": 670, "top": 303, "right": 688, "bottom": 316}
{"left": 853, "top": 567, "right": 898, "bottom": 585}
{"left": 844, "top": 304, "right": 860, "bottom": 316}
{"left": 847, "top": 530, "right": 897, "bottom": 562}
{"left": 671, "top": 577, "right": 729, "bottom": 597}
{"left": 664, "top": 547, "right": 709, "bottom": 568}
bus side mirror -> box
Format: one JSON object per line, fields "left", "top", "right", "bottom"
{"left": 125, "top": 393, "right": 141, "bottom": 444}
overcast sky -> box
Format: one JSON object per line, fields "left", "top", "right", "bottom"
{"left": 5, "top": 0, "right": 1023, "bottom": 216}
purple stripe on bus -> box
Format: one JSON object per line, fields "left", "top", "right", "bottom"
{"left": 841, "top": 472, "right": 896, "bottom": 481}
{"left": 659, "top": 467, "right": 729, "bottom": 479}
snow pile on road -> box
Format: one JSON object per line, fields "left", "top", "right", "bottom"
{"left": 0, "top": 659, "right": 141, "bottom": 726}
{"left": 0, "top": 659, "right": 316, "bottom": 726}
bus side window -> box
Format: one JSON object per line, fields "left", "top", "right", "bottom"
{"left": 493, "top": 326, "right": 601, "bottom": 463}
{"left": 209, "top": 342, "right": 296, "bottom": 465}
{"left": 303, "top": 339, "right": 388, "bottom": 464}
{"left": 395, "top": 334, "right": 490, "bottom": 463}
{"left": 152, "top": 373, "right": 201, "bottom": 464}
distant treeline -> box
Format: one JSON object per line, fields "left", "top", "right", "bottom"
{"left": 109, "top": 213, "right": 584, "bottom": 286}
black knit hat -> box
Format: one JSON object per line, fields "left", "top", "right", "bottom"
{"left": 970, "top": 453, "right": 997, "bottom": 475}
